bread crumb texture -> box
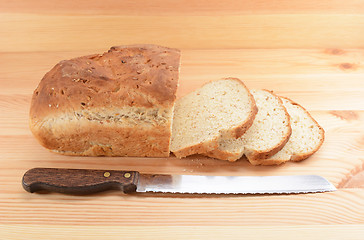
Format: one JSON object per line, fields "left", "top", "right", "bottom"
{"left": 170, "top": 78, "right": 257, "bottom": 158}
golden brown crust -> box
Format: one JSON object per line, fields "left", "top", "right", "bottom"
{"left": 248, "top": 158, "right": 286, "bottom": 166}
{"left": 30, "top": 44, "right": 180, "bottom": 120}
{"left": 30, "top": 44, "right": 180, "bottom": 157}
{"left": 249, "top": 96, "right": 325, "bottom": 166}
{"left": 203, "top": 148, "right": 242, "bottom": 162}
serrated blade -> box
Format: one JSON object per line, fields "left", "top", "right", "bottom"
{"left": 136, "top": 174, "right": 336, "bottom": 194}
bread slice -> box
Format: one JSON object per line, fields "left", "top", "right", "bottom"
{"left": 170, "top": 78, "right": 257, "bottom": 158}
{"left": 204, "top": 89, "right": 291, "bottom": 161}
{"left": 249, "top": 96, "right": 325, "bottom": 165}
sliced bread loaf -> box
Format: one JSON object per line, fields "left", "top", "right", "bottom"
{"left": 204, "top": 89, "right": 291, "bottom": 161}
{"left": 249, "top": 97, "right": 325, "bottom": 165}
{"left": 170, "top": 78, "right": 257, "bottom": 158}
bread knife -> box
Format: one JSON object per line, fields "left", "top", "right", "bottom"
{"left": 22, "top": 168, "right": 336, "bottom": 195}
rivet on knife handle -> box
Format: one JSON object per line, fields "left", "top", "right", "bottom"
{"left": 22, "top": 168, "right": 139, "bottom": 194}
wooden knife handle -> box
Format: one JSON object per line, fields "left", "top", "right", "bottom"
{"left": 22, "top": 168, "right": 139, "bottom": 194}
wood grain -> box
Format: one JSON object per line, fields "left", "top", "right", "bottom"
{"left": 1, "top": 14, "right": 364, "bottom": 51}
{"left": 1, "top": 49, "right": 363, "bottom": 231}
{"left": 22, "top": 168, "right": 139, "bottom": 194}
{"left": 1, "top": 0, "right": 364, "bottom": 236}
{"left": 343, "top": 172, "right": 364, "bottom": 188}
{"left": 0, "top": 189, "right": 363, "bottom": 226}
{"left": 1, "top": 225, "right": 364, "bottom": 240}
{"left": 2, "top": 0, "right": 364, "bottom": 15}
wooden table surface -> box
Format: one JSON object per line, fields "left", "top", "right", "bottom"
{"left": 1, "top": 1, "right": 364, "bottom": 239}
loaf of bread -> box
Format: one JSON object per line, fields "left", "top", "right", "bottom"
{"left": 170, "top": 78, "right": 257, "bottom": 158}
{"left": 29, "top": 44, "right": 180, "bottom": 157}
{"left": 248, "top": 97, "right": 325, "bottom": 165}
{"left": 204, "top": 89, "right": 291, "bottom": 161}
{"left": 30, "top": 44, "right": 324, "bottom": 164}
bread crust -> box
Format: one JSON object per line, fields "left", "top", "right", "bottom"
{"left": 33, "top": 119, "right": 171, "bottom": 157}
{"left": 172, "top": 138, "right": 218, "bottom": 158}
{"left": 30, "top": 44, "right": 180, "bottom": 157}
{"left": 249, "top": 96, "right": 325, "bottom": 165}
{"left": 203, "top": 147, "right": 243, "bottom": 162}
{"left": 171, "top": 77, "right": 258, "bottom": 159}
